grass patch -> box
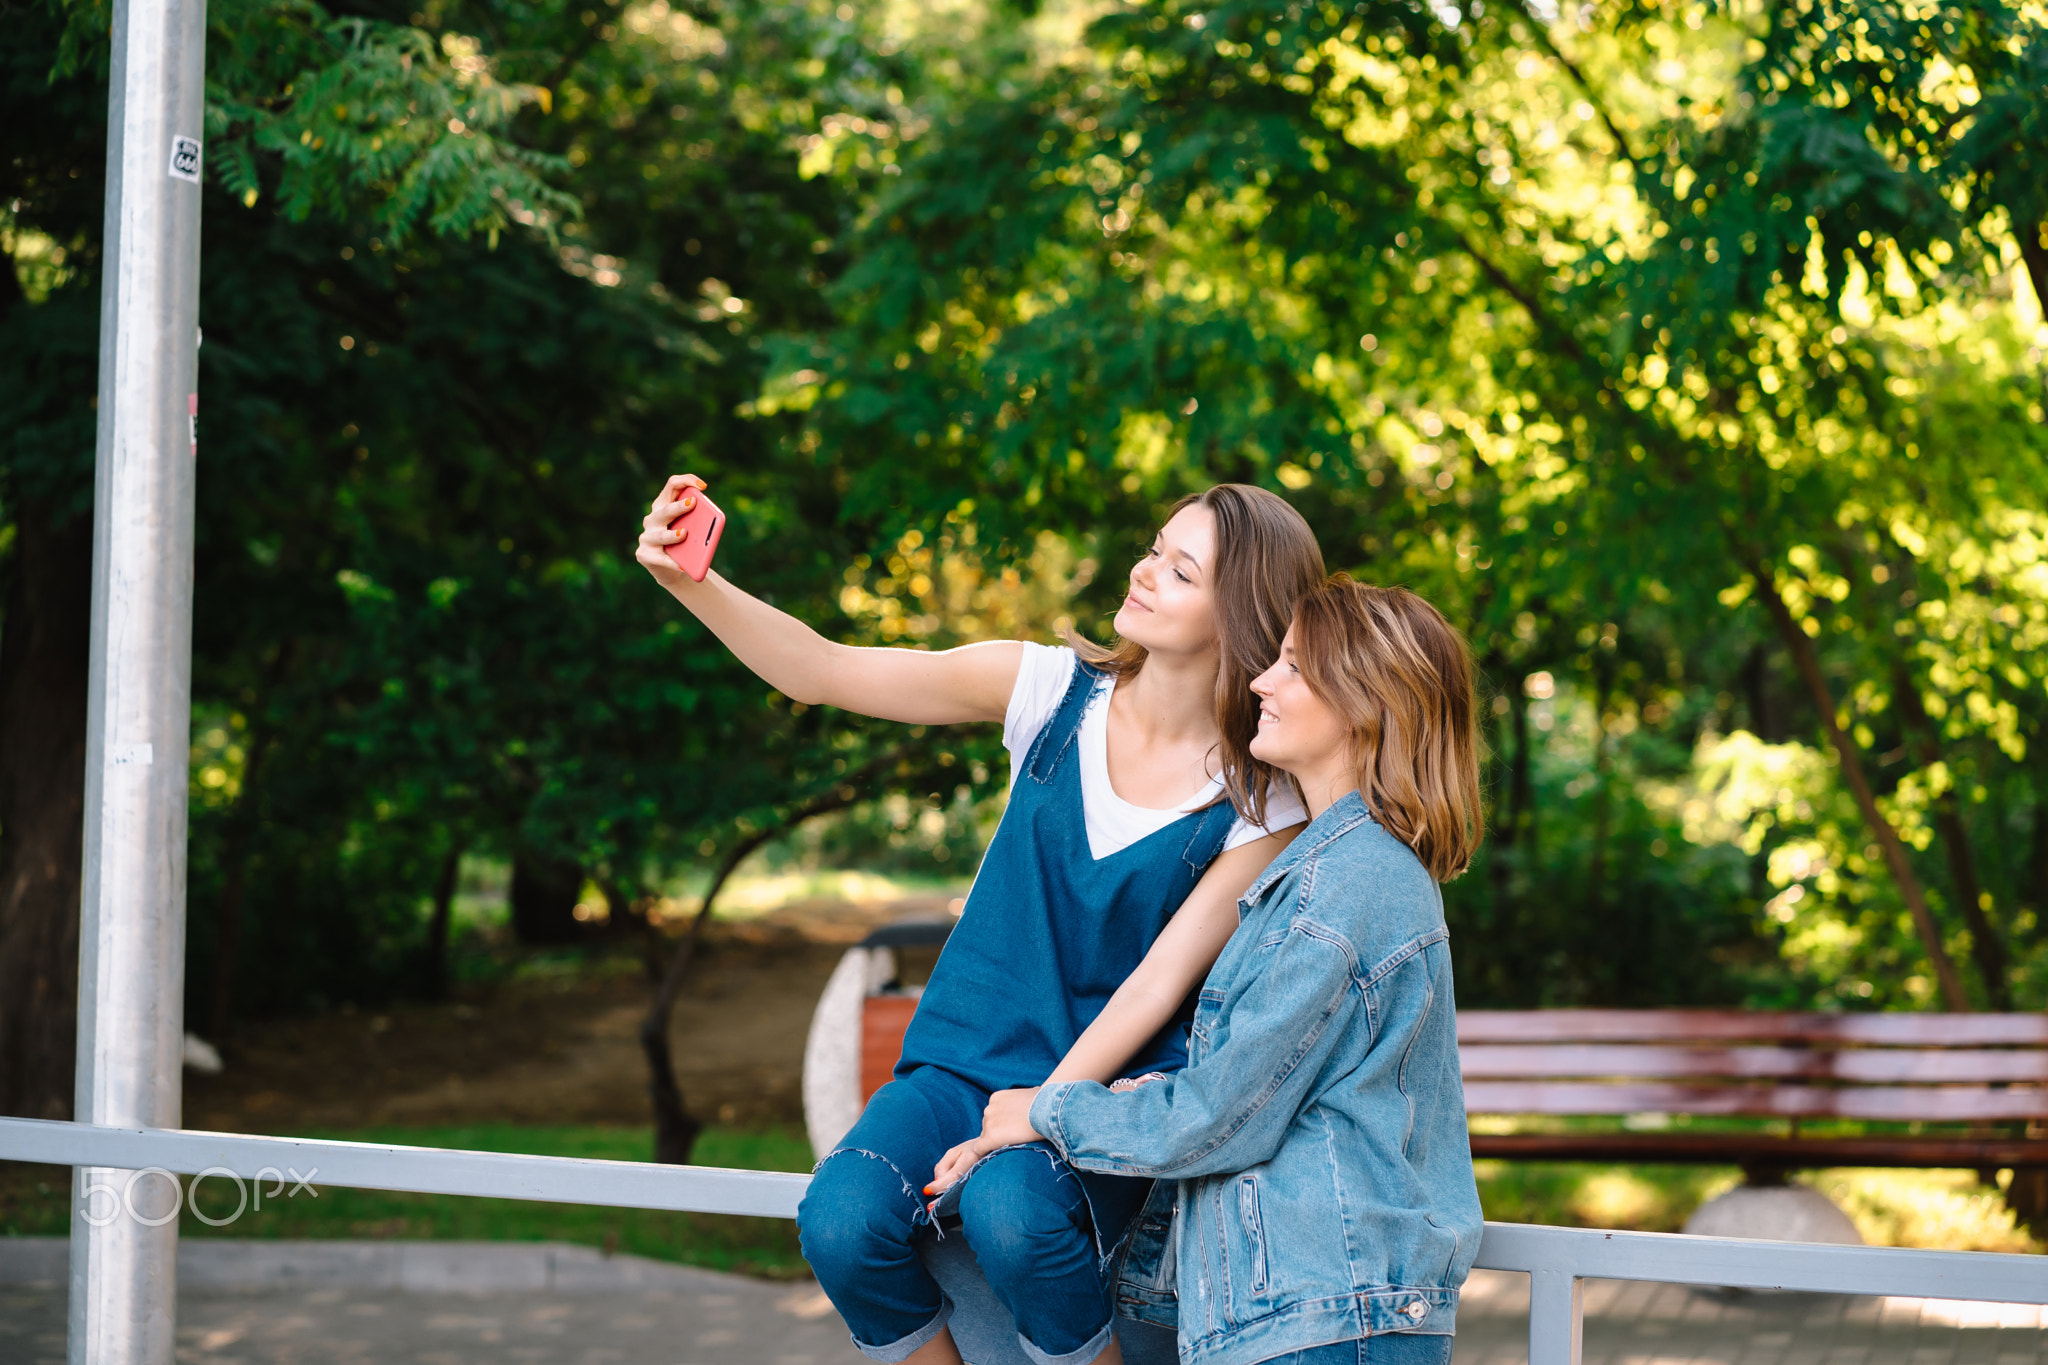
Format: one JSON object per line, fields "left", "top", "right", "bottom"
{"left": 2, "top": 1124, "right": 818, "bottom": 1279}
{"left": 1475, "top": 1159, "right": 2042, "bottom": 1252}
{"left": 1817, "top": 1167, "right": 2042, "bottom": 1253}
{"left": 0, "top": 1162, "right": 67, "bottom": 1239}
{"left": 1475, "top": 1160, "right": 1740, "bottom": 1233}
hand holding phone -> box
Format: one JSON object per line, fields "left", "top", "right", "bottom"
{"left": 664, "top": 488, "right": 726, "bottom": 582}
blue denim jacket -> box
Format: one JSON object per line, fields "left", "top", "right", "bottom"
{"left": 1028, "top": 791, "right": 1482, "bottom": 1365}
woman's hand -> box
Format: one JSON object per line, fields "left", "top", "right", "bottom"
{"left": 925, "top": 1087, "right": 1045, "bottom": 1194}
{"left": 629, "top": 472, "right": 1019, "bottom": 724}
{"left": 927, "top": 1134, "right": 998, "bottom": 1195}
{"left": 635, "top": 473, "right": 708, "bottom": 590}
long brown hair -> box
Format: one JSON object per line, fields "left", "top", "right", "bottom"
{"left": 1291, "top": 575, "right": 1483, "bottom": 880}
{"left": 1071, "top": 485, "right": 1325, "bottom": 827}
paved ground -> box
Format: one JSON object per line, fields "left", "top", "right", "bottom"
{"left": 1451, "top": 1269, "right": 2048, "bottom": 1365}
{"left": 0, "top": 1279, "right": 863, "bottom": 1365}
{"left": 3, "top": 1260, "right": 2043, "bottom": 1365}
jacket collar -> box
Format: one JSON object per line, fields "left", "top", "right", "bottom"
{"left": 1238, "top": 789, "right": 1373, "bottom": 909}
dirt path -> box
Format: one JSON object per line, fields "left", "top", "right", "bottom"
{"left": 184, "top": 896, "right": 952, "bottom": 1134}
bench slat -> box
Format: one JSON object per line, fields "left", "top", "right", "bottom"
{"left": 1460, "top": 1044, "right": 2048, "bottom": 1084}
{"left": 1463, "top": 1079, "right": 2048, "bottom": 1121}
{"left": 1468, "top": 1132, "right": 2048, "bottom": 1167}
{"left": 1457, "top": 1010, "right": 2048, "bottom": 1047}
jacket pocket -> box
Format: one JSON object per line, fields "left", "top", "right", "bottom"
{"left": 1236, "top": 1175, "right": 1268, "bottom": 1295}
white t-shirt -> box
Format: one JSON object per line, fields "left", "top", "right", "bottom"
{"left": 1002, "top": 643, "right": 1307, "bottom": 860}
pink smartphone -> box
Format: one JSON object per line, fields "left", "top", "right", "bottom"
{"left": 664, "top": 489, "right": 726, "bottom": 582}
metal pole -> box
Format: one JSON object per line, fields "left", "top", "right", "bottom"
{"left": 70, "top": 0, "right": 208, "bottom": 1358}
{"left": 1527, "top": 1267, "right": 1584, "bottom": 1365}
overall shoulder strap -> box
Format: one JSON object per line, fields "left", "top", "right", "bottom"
{"left": 1022, "top": 658, "right": 1105, "bottom": 785}
{"left": 1179, "top": 793, "right": 1239, "bottom": 872}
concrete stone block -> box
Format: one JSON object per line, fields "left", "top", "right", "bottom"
{"left": 1681, "top": 1183, "right": 1864, "bottom": 1246}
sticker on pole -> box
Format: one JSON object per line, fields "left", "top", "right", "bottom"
{"left": 168, "top": 136, "right": 202, "bottom": 183}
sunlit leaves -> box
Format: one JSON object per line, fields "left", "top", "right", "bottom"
{"left": 203, "top": 3, "right": 578, "bottom": 243}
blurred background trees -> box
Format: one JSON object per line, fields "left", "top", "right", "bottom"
{"left": 1, "top": 0, "right": 2044, "bottom": 1121}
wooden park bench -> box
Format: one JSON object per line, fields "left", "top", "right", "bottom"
{"left": 1458, "top": 1010, "right": 2048, "bottom": 1201}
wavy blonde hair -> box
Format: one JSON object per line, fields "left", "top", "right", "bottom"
{"left": 1291, "top": 576, "right": 1483, "bottom": 881}
{"left": 1071, "top": 484, "right": 1325, "bottom": 828}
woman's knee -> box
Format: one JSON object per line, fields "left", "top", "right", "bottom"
{"left": 798, "top": 1148, "right": 923, "bottom": 1281}
{"left": 955, "top": 1147, "right": 1090, "bottom": 1274}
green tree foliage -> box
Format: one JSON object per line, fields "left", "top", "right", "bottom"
{"left": 805, "top": 0, "right": 2048, "bottom": 1009}
{"left": 169, "top": 0, "right": 1012, "bottom": 1022}
{"left": 5, "top": 0, "right": 2047, "bottom": 1145}
{"left": 0, "top": 0, "right": 1009, "bottom": 1125}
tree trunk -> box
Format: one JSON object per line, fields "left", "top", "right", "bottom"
{"left": 207, "top": 839, "right": 252, "bottom": 1043}
{"left": 2032, "top": 753, "right": 2048, "bottom": 931}
{"left": 0, "top": 509, "right": 93, "bottom": 1119}
{"left": 1738, "top": 643, "right": 1788, "bottom": 742}
{"left": 2017, "top": 220, "right": 2048, "bottom": 333}
{"left": 642, "top": 832, "right": 772, "bottom": 1165}
{"left": 509, "top": 849, "right": 585, "bottom": 945}
{"left": 422, "top": 842, "right": 463, "bottom": 1001}
{"left": 641, "top": 750, "right": 907, "bottom": 1164}
{"left": 1585, "top": 663, "right": 1613, "bottom": 926}
{"left": 641, "top": 1008, "right": 705, "bottom": 1166}
{"left": 1509, "top": 678, "right": 1534, "bottom": 848}
{"left": 206, "top": 730, "right": 277, "bottom": 1041}
{"left": 1749, "top": 567, "right": 1971, "bottom": 1010}
{"left": 2007, "top": 1168, "right": 2048, "bottom": 1240}
{"left": 1486, "top": 666, "right": 1526, "bottom": 924}
{"left": 1891, "top": 667, "right": 2012, "bottom": 1009}
{"left": 602, "top": 880, "right": 667, "bottom": 986}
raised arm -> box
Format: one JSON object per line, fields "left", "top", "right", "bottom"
{"left": 926, "top": 824, "right": 1303, "bottom": 1190}
{"left": 635, "top": 474, "right": 1020, "bottom": 725}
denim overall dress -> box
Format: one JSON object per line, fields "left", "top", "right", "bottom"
{"left": 798, "top": 659, "right": 1236, "bottom": 1365}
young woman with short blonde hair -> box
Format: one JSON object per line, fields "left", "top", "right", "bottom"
{"left": 940, "top": 576, "right": 1485, "bottom": 1365}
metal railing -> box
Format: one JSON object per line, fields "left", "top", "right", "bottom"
{"left": 5, "top": 1116, "right": 2045, "bottom": 1365}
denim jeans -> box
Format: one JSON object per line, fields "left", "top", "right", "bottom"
{"left": 1255, "top": 1332, "right": 1454, "bottom": 1365}
{"left": 798, "top": 1065, "right": 1148, "bottom": 1365}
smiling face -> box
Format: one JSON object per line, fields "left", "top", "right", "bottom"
{"left": 1112, "top": 504, "right": 1220, "bottom": 659}
{"left": 1249, "top": 624, "right": 1355, "bottom": 812}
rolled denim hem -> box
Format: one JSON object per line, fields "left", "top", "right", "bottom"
{"left": 848, "top": 1297, "right": 954, "bottom": 1364}
{"left": 1019, "top": 1315, "right": 1114, "bottom": 1365}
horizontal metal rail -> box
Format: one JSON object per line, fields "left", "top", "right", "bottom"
{"left": 5, "top": 1116, "right": 2044, "bottom": 1365}
{"left": 0, "top": 1116, "right": 802, "bottom": 1219}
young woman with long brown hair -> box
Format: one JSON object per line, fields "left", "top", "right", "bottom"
{"left": 636, "top": 480, "right": 1325, "bottom": 1365}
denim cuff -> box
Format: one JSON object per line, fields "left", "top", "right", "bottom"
{"left": 847, "top": 1296, "right": 954, "bottom": 1364}
{"left": 1030, "top": 1081, "right": 1076, "bottom": 1155}
{"left": 1019, "top": 1315, "right": 1115, "bottom": 1365}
